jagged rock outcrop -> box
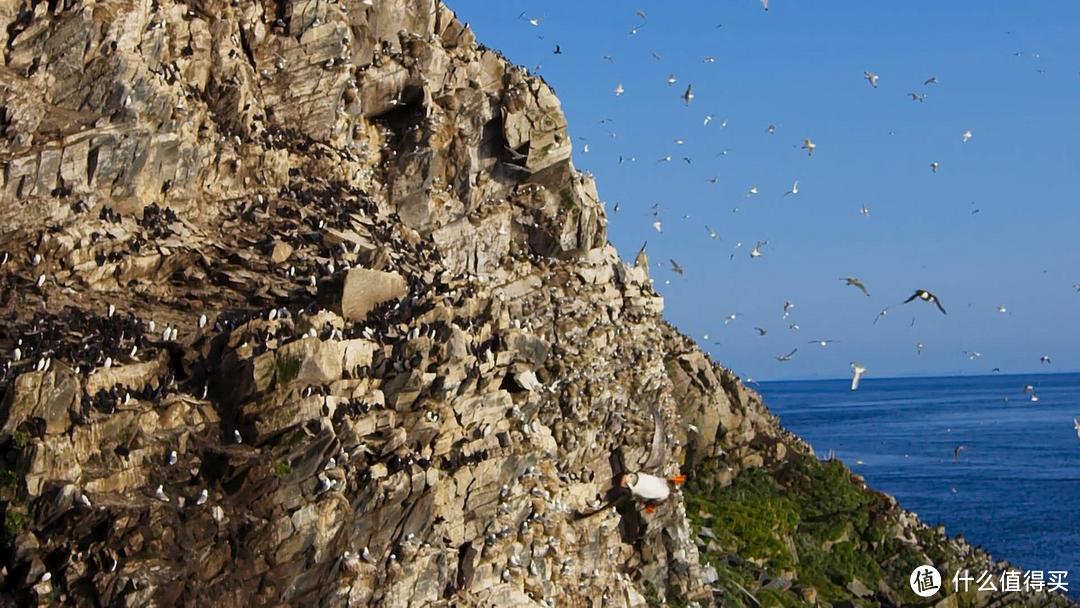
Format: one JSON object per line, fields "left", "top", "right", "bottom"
{"left": 0, "top": 1, "right": 1073, "bottom": 607}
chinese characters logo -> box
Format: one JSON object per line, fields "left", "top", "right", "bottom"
{"left": 910, "top": 565, "right": 942, "bottom": 597}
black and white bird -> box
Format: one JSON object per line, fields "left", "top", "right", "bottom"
{"left": 864, "top": 71, "right": 879, "bottom": 88}
{"left": 903, "top": 289, "right": 947, "bottom": 315}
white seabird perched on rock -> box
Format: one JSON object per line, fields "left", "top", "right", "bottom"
{"left": 196, "top": 489, "right": 209, "bottom": 506}
{"left": 154, "top": 485, "right": 169, "bottom": 502}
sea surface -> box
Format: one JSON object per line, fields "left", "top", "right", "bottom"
{"left": 758, "top": 373, "right": 1080, "bottom": 597}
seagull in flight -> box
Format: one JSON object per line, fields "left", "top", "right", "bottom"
{"left": 1074, "top": 417, "right": 1080, "bottom": 439}
{"left": 750, "top": 241, "right": 766, "bottom": 258}
{"left": 850, "top": 362, "right": 867, "bottom": 391}
{"left": 903, "top": 289, "right": 947, "bottom": 315}
{"left": 670, "top": 259, "right": 685, "bottom": 275}
{"left": 666, "top": 74, "right": 678, "bottom": 86}
{"left": 860, "top": 204, "right": 870, "bottom": 217}
{"left": 754, "top": 327, "right": 768, "bottom": 336}
{"left": 809, "top": 339, "right": 839, "bottom": 347}
{"left": 784, "top": 180, "right": 799, "bottom": 196}
{"left": 930, "top": 161, "right": 940, "bottom": 173}
{"left": 864, "top": 71, "right": 879, "bottom": 88}
{"left": 724, "top": 313, "right": 743, "bottom": 325}
{"left": 924, "top": 76, "right": 939, "bottom": 85}
{"left": 705, "top": 225, "right": 720, "bottom": 240}
{"left": 614, "top": 83, "right": 625, "bottom": 96}
{"left": 873, "top": 307, "right": 889, "bottom": 324}
{"left": 682, "top": 84, "right": 694, "bottom": 106}
{"left": 841, "top": 277, "right": 870, "bottom": 297}
{"left": 746, "top": 185, "right": 759, "bottom": 197}
{"left": 1040, "top": 355, "right": 1052, "bottom": 365}
{"left": 909, "top": 92, "right": 926, "bottom": 102}
{"left": 783, "top": 300, "right": 795, "bottom": 318}
{"left": 801, "top": 138, "right": 816, "bottom": 156}
{"left": 961, "top": 129, "right": 973, "bottom": 143}
{"left": 952, "top": 445, "right": 968, "bottom": 461}
{"left": 776, "top": 348, "right": 797, "bottom": 362}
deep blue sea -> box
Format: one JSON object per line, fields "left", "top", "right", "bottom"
{"left": 759, "top": 373, "right": 1080, "bottom": 597}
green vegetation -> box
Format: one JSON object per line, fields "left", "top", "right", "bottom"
{"left": 684, "top": 454, "right": 960, "bottom": 607}
{"left": 275, "top": 352, "right": 304, "bottom": 386}
{"left": 272, "top": 460, "right": 292, "bottom": 477}
{"left": 4, "top": 509, "right": 27, "bottom": 536}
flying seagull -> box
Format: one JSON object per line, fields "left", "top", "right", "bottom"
{"left": 903, "top": 289, "right": 947, "bottom": 315}
{"left": 873, "top": 307, "right": 889, "bottom": 324}
{"left": 930, "top": 161, "right": 940, "bottom": 173}
{"left": 754, "top": 327, "right": 768, "bottom": 336}
{"left": 909, "top": 92, "right": 926, "bottom": 102}
{"left": 864, "top": 71, "right": 879, "bottom": 88}
{"left": 924, "top": 76, "right": 939, "bottom": 85}
{"left": 670, "top": 259, "right": 685, "bottom": 275}
{"left": 1040, "top": 355, "right": 1052, "bottom": 365}
{"left": 682, "top": 84, "right": 694, "bottom": 106}
{"left": 841, "top": 277, "right": 870, "bottom": 297}
{"left": 784, "top": 180, "right": 799, "bottom": 196}
{"left": 750, "top": 241, "right": 766, "bottom": 258}
{"left": 809, "top": 339, "right": 839, "bottom": 347}
{"left": 705, "top": 225, "right": 720, "bottom": 240}
{"left": 1074, "top": 417, "right": 1080, "bottom": 440}
{"left": 801, "top": 138, "right": 816, "bottom": 156}
{"left": 614, "top": 83, "right": 625, "bottom": 96}
{"left": 952, "top": 445, "right": 968, "bottom": 461}
{"left": 961, "top": 129, "right": 973, "bottom": 143}
{"left": 850, "top": 362, "right": 867, "bottom": 391}
{"left": 776, "top": 348, "right": 797, "bottom": 362}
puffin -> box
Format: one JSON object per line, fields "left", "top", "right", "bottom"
{"left": 903, "top": 289, "right": 947, "bottom": 315}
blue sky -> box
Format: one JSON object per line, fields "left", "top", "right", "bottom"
{"left": 448, "top": 1, "right": 1080, "bottom": 380}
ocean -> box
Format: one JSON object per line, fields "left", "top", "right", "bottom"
{"left": 758, "top": 373, "right": 1080, "bottom": 597}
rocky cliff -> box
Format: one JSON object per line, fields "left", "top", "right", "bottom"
{"left": 0, "top": 1, "right": 1072, "bottom": 606}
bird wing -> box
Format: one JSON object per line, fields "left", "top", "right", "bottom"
{"left": 855, "top": 281, "right": 870, "bottom": 296}
{"left": 902, "top": 293, "right": 918, "bottom": 304}
{"left": 851, "top": 369, "right": 863, "bottom": 391}
{"left": 642, "top": 404, "right": 666, "bottom": 473}
{"left": 933, "top": 297, "right": 948, "bottom": 315}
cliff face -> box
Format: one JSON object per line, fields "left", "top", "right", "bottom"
{"left": 0, "top": 1, "right": 1071, "bottom": 607}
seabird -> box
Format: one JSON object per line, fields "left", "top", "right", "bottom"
{"left": 746, "top": 186, "right": 759, "bottom": 197}
{"left": 1074, "top": 418, "right": 1080, "bottom": 439}
{"left": 167, "top": 450, "right": 177, "bottom": 466}
{"left": 903, "top": 289, "right": 947, "bottom": 315}
{"left": 682, "top": 84, "right": 694, "bottom": 106}
{"left": 1040, "top": 355, "right": 1052, "bottom": 364}
{"left": 873, "top": 307, "right": 889, "bottom": 324}
{"left": 810, "top": 339, "right": 839, "bottom": 347}
{"left": 754, "top": 327, "right": 768, "bottom": 336}
{"left": 924, "top": 76, "right": 939, "bottom": 85}
{"left": 614, "top": 83, "right": 624, "bottom": 96}
{"left": 196, "top": 489, "right": 209, "bottom": 505}
{"left": 930, "top": 161, "right": 940, "bottom": 173}
{"left": 198, "top": 314, "right": 207, "bottom": 328}
{"left": 841, "top": 277, "right": 870, "bottom": 297}
{"left": 705, "top": 225, "right": 720, "bottom": 240}
{"left": 801, "top": 138, "right": 816, "bottom": 156}
{"left": 784, "top": 180, "right": 799, "bottom": 196}
{"left": 750, "top": 241, "right": 766, "bottom": 258}
{"left": 952, "top": 445, "right": 967, "bottom": 461}
{"left": 620, "top": 471, "right": 686, "bottom": 511}
{"left": 864, "top": 71, "right": 879, "bottom": 88}
{"left": 776, "top": 348, "right": 798, "bottom": 362}
{"left": 909, "top": 92, "right": 926, "bottom": 102}
{"left": 233, "top": 430, "right": 243, "bottom": 444}
{"left": 154, "top": 485, "right": 169, "bottom": 502}
{"left": 850, "top": 362, "right": 867, "bottom": 391}
{"left": 961, "top": 129, "right": 973, "bottom": 143}
{"left": 669, "top": 259, "right": 684, "bottom": 275}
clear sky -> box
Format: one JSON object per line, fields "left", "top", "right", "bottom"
{"left": 448, "top": 1, "right": 1080, "bottom": 380}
